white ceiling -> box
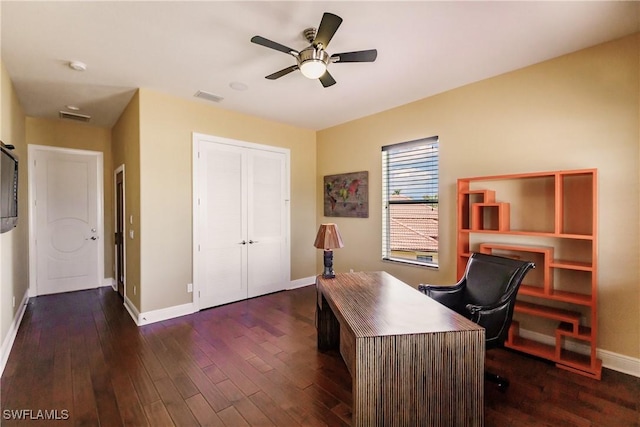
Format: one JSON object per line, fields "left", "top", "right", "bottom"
{"left": 2, "top": 1, "right": 639, "bottom": 130}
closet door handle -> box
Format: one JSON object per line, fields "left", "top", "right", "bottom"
{"left": 239, "top": 240, "right": 247, "bottom": 245}
{"left": 249, "top": 240, "right": 259, "bottom": 244}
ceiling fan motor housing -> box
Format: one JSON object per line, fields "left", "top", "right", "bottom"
{"left": 297, "top": 47, "right": 330, "bottom": 79}
{"left": 298, "top": 47, "right": 329, "bottom": 66}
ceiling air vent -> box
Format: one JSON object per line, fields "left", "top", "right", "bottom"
{"left": 194, "top": 90, "right": 224, "bottom": 103}
{"left": 59, "top": 111, "right": 91, "bottom": 122}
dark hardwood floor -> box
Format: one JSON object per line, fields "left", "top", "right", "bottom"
{"left": 1, "top": 285, "right": 638, "bottom": 426}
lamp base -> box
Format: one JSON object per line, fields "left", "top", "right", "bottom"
{"left": 322, "top": 250, "right": 335, "bottom": 279}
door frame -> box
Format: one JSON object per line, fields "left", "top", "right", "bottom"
{"left": 114, "top": 164, "right": 126, "bottom": 299}
{"left": 28, "top": 144, "right": 105, "bottom": 297}
{"left": 192, "top": 132, "right": 291, "bottom": 311}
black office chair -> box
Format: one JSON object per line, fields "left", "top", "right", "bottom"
{"left": 418, "top": 252, "right": 535, "bottom": 389}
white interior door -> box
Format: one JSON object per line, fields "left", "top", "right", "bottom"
{"left": 194, "top": 134, "right": 289, "bottom": 310}
{"left": 247, "top": 149, "right": 288, "bottom": 298}
{"left": 31, "top": 146, "right": 103, "bottom": 295}
{"left": 197, "top": 141, "right": 248, "bottom": 308}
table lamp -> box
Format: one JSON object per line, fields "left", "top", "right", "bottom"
{"left": 314, "top": 223, "right": 344, "bottom": 279}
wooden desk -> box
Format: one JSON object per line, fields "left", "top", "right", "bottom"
{"left": 316, "top": 272, "right": 485, "bottom": 426}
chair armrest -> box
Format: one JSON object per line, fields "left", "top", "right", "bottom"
{"left": 418, "top": 279, "right": 465, "bottom": 312}
{"left": 466, "top": 300, "right": 509, "bottom": 317}
{"left": 465, "top": 300, "right": 514, "bottom": 348}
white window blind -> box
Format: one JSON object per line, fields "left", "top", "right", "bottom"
{"left": 382, "top": 137, "right": 439, "bottom": 267}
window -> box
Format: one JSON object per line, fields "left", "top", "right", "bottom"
{"left": 382, "top": 137, "right": 439, "bottom": 267}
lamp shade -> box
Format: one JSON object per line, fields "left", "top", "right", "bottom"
{"left": 314, "top": 223, "right": 344, "bottom": 250}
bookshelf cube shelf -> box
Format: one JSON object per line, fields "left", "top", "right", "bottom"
{"left": 457, "top": 169, "right": 601, "bottom": 379}
{"left": 471, "top": 203, "right": 510, "bottom": 231}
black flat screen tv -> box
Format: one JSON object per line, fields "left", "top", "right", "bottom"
{"left": 0, "top": 143, "right": 18, "bottom": 233}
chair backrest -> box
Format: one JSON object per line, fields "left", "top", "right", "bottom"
{"left": 462, "top": 253, "right": 535, "bottom": 347}
{"left": 463, "top": 253, "right": 530, "bottom": 306}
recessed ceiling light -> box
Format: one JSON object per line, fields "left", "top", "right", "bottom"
{"left": 68, "top": 61, "right": 87, "bottom": 71}
{"left": 65, "top": 105, "right": 80, "bottom": 111}
{"left": 229, "top": 82, "right": 248, "bottom": 91}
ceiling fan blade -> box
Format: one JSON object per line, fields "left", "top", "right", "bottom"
{"left": 251, "top": 36, "right": 298, "bottom": 55}
{"left": 265, "top": 65, "right": 299, "bottom": 80}
{"left": 319, "top": 71, "right": 336, "bottom": 88}
{"left": 313, "top": 13, "right": 343, "bottom": 49}
{"left": 331, "top": 49, "right": 378, "bottom": 63}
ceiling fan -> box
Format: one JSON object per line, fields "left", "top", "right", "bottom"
{"left": 251, "top": 12, "right": 377, "bottom": 88}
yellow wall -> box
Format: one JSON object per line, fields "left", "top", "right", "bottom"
{"left": 25, "top": 117, "right": 114, "bottom": 280}
{"left": 317, "top": 35, "right": 640, "bottom": 359}
{"left": 111, "top": 92, "right": 141, "bottom": 309}
{"left": 137, "top": 89, "right": 316, "bottom": 312}
{"left": 0, "top": 61, "right": 28, "bottom": 342}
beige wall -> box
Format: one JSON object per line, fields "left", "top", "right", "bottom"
{"left": 25, "top": 117, "right": 114, "bottom": 280}
{"left": 317, "top": 35, "right": 640, "bottom": 359}
{"left": 111, "top": 91, "right": 141, "bottom": 309}
{"left": 137, "top": 89, "right": 316, "bottom": 312}
{"left": 2, "top": 33, "right": 637, "bottom": 363}
{"left": 0, "top": 61, "right": 28, "bottom": 342}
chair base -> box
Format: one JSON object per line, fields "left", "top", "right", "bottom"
{"left": 485, "top": 371, "right": 510, "bottom": 391}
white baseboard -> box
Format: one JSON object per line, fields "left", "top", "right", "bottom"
{"left": 0, "top": 292, "right": 29, "bottom": 376}
{"left": 288, "top": 275, "right": 316, "bottom": 290}
{"left": 29, "top": 279, "right": 114, "bottom": 298}
{"left": 123, "top": 296, "right": 196, "bottom": 326}
{"left": 123, "top": 295, "right": 141, "bottom": 325}
{"left": 123, "top": 276, "right": 317, "bottom": 326}
{"left": 102, "top": 277, "right": 115, "bottom": 291}
{"left": 519, "top": 328, "right": 640, "bottom": 378}
{"left": 137, "top": 302, "right": 196, "bottom": 326}
{"left": 123, "top": 276, "right": 315, "bottom": 326}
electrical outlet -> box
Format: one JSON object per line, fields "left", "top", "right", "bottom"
{"left": 350, "top": 269, "right": 354, "bottom": 273}
{"left": 187, "top": 283, "right": 193, "bottom": 293}
{"left": 134, "top": 285, "right": 137, "bottom": 296}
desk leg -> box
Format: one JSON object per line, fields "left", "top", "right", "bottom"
{"left": 317, "top": 294, "right": 340, "bottom": 351}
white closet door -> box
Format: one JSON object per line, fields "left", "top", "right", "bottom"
{"left": 195, "top": 134, "right": 290, "bottom": 310}
{"left": 247, "top": 149, "right": 288, "bottom": 298}
{"left": 198, "top": 142, "right": 248, "bottom": 308}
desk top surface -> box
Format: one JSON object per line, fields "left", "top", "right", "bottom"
{"left": 317, "top": 271, "right": 483, "bottom": 338}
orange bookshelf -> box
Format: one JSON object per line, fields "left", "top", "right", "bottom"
{"left": 457, "top": 169, "right": 601, "bottom": 379}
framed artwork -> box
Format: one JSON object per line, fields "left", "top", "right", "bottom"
{"left": 324, "top": 171, "right": 369, "bottom": 218}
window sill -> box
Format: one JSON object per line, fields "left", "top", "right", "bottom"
{"left": 382, "top": 257, "right": 438, "bottom": 269}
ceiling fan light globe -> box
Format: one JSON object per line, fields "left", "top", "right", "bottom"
{"left": 300, "top": 60, "right": 327, "bottom": 79}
